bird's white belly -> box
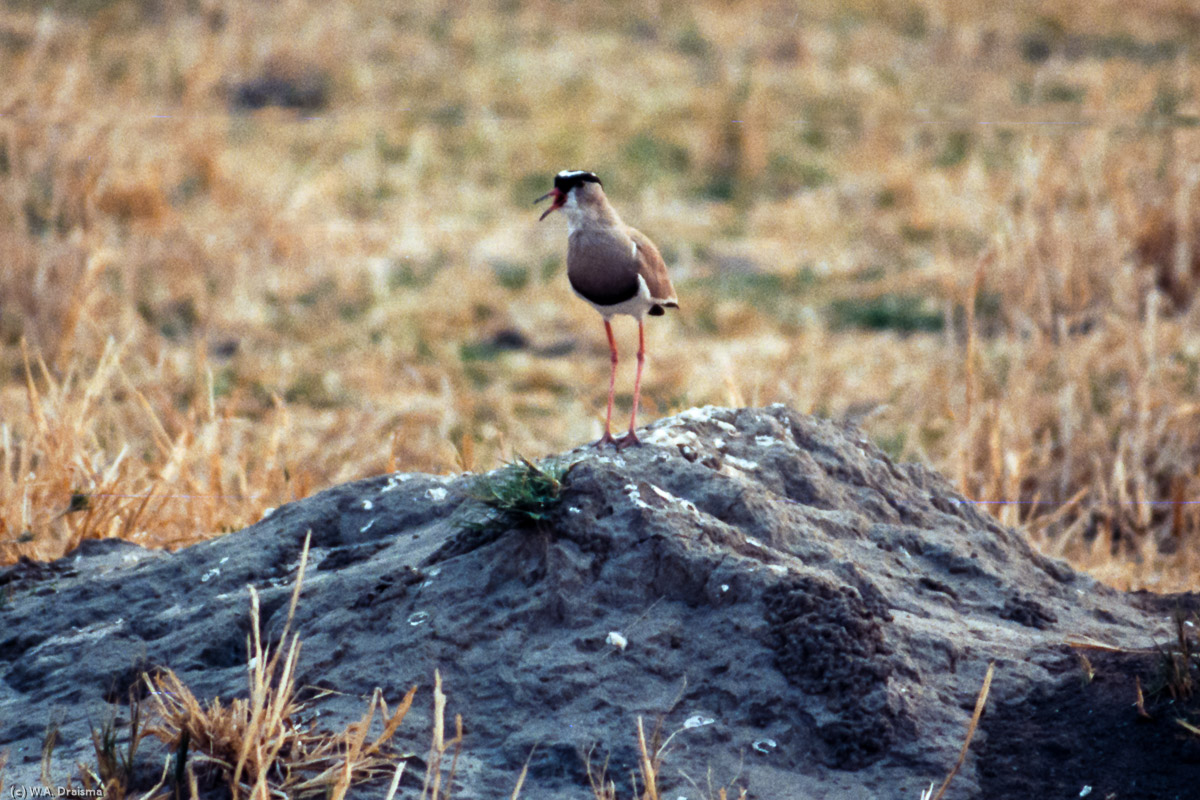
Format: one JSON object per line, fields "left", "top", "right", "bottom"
{"left": 575, "top": 274, "right": 657, "bottom": 320}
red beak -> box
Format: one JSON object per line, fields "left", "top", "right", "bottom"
{"left": 535, "top": 188, "right": 564, "bottom": 221}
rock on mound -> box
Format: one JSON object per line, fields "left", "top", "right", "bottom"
{"left": 1, "top": 405, "right": 1196, "bottom": 798}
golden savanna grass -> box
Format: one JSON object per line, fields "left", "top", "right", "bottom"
{"left": 2, "top": 0, "right": 1200, "bottom": 590}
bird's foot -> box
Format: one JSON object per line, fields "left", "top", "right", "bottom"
{"left": 616, "top": 430, "right": 642, "bottom": 450}
{"left": 593, "top": 431, "right": 617, "bottom": 448}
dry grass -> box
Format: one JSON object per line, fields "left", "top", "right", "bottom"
{"left": 80, "top": 687, "right": 151, "bottom": 799}
{"left": 420, "top": 670, "right": 463, "bottom": 800}
{"left": 929, "top": 662, "right": 994, "bottom": 800}
{"left": 129, "top": 536, "right": 539, "bottom": 800}
{"left": 586, "top": 716, "right": 748, "bottom": 800}
{"left": 1, "top": 0, "right": 1199, "bottom": 589}
{"left": 25, "top": 534, "right": 419, "bottom": 800}
{"left": 145, "top": 535, "right": 416, "bottom": 800}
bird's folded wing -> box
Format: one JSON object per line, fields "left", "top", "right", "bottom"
{"left": 629, "top": 228, "right": 678, "bottom": 306}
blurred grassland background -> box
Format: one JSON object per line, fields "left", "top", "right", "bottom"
{"left": 3, "top": 0, "right": 1200, "bottom": 590}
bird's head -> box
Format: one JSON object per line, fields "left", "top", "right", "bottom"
{"left": 535, "top": 170, "right": 603, "bottom": 221}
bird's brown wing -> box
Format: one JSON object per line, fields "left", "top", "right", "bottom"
{"left": 628, "top": 227, "right": 677, "bottom": 308}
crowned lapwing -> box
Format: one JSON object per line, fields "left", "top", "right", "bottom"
{"left": 537, "top": 170, "right": 678, "bottom": 448}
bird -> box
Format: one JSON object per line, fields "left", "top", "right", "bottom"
{"left": 536, "top": 170, "right": 678, "bottom": 448}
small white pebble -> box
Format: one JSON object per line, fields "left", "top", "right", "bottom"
{"left": 768, "top": 565, "right": 787, "bottom": 576}
{"left": 361, "top": 499, "right": 374, "bottom": 510}
{"left": 568, "top": 506, "right": 581, "bottom": 515}
{"left": 219, "top": 556, "right": 229, "bottom": 564}
{"left": 426, "top": 487, "right": 448, "bottom": 502}
{"left": 606, "top": 631, "right": 628, "bottom": 651}
{"left": 720, "top": 584, "right": 729, "bottom": 593}
{"left": 744, "top": 537, "right": 765, "bottom": 550}
{"left": 259, "top": 507, "right": 276, "bottom": 520}
{"left": 1079, "top": 787, "right": 1092, "bottom": 798}
{"left": 684, "top": 715, "right": 715, "bottom": 728}
{"left": 200, "top": 568, "right": 220, "bottom": 583}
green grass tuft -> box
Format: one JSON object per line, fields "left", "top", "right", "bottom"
{"left": 828, "top": 293, "right": 944, "bottom": 334}
{"left": 461, "top": 456, "right": 576, "bottom": 532}
{"left": 491, "top": 261, "right": 530, "bottom": 291}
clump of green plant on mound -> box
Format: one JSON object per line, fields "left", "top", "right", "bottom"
{"left": 459, "top": 456, "right": 576, "bottom": 534}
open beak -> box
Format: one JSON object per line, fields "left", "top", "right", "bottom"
{"left": 535, "top": 188, "right": 564, "bottom": 221}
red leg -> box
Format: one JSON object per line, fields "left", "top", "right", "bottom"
{"left": 617, "top": 319, "right": 645, "bottom": 449}
{"left": 594, "top": 320, "right": 618, "bottom": 447}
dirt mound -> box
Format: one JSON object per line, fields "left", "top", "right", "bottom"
{"left": 1, "top": 405, "right": 1196, "bottom": 798}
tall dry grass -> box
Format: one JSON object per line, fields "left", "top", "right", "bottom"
{"left": 1, "top": 0, "right": 1199, "bottom": 589}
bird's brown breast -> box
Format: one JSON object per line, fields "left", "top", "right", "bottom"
{"left": 567, "top": 229, "right": 642, "bottom": 306}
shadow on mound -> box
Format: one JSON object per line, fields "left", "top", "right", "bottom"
{"left": 978, "top": 629, "right": 1200, "bottom": 799}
